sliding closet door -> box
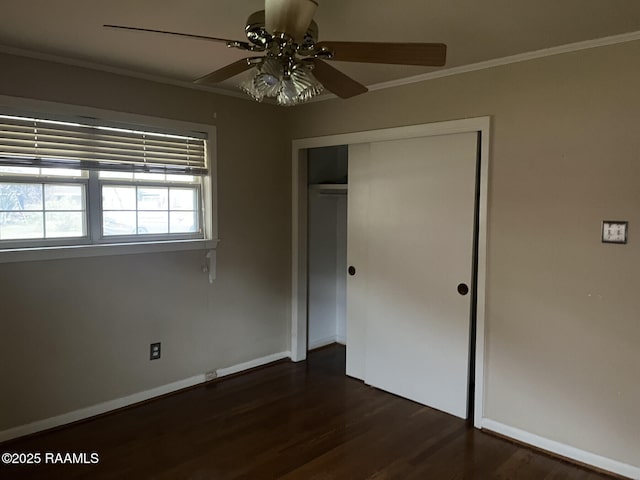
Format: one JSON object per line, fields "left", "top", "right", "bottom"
{"left": 345, "top": 143, "right": 371, "bottom": 380}
{"left": 347, "top": 132, "right": 478, "bottom": 418}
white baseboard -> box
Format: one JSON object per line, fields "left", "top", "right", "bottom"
{"left": 215, "top": 351, "right": 291, "bottom": 378}
{"left": 0, "top": 350, "right": 291, "bottom": 444}
{"left": 0, "top": 375, "right": 204, "bottom": 443}
{"left": 481, "top": 418, "right": 640, "bottom": 480}
{"left": 308, "top": 335, "right": 339, "bottom": 350}
{"left": 336, "top": 335, "right": 346, "bottom": 345}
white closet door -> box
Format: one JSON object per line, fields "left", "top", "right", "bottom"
{"left": 345, "top": 143, "right": 371, "bottom": 379}
{"left": 348, "top": 132, "right": 478, "bottom": 418}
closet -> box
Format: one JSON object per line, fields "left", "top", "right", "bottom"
{"left": 294, "top": 120, "right": 486, "bottom": 420}
{"left": 306, "top": 145, "right": 348, "bottom": 351}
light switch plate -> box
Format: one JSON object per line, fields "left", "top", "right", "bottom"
{"left": 602, "top": 221, "right": 628, "bottom": 244}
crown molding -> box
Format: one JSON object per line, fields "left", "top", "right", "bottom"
{"left": 0, "top": 44, "right": 252, "bottom": 101}
{"left": 308, "top": 29, "right": 640, "bottom": 103}
{"left": 2, "top": 29, "right": 640, "bottom": 106}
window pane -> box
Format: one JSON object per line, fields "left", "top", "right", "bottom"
{"left": 102, "top": 186, "right": 136, "bottom": 210}
{"left": 45, "top": 212, "right": 85, "bottom": 238}
{"left": 138, "top": 211, "right": 168, "bottom": 234}
{"left": 100, "top": 171, "right": 134, "bottom": 180}
{"left": 0, "top": 166, "right": 39, "bottom": 175}
{"left": 137, "top": 187, "right": 168, "bottom": 211}
{"left": 42, "top": 168, "right": 85, "bottom": 178}
{"left": 170, "top": 211, "right": 198, "bottom": 233}
{"left": 0, "top": 183, "right": 43, "bottom": 210}
{"left": 0, "top": 212, "right": 43, "bottom": 239}
{"left": 134, "top": 172, "right": 165, "bottom": 181}
{"left": 169, "top": 188, "right": 197, "bottom": 211}
{"left": 103, "top": 211, "right": 137, "bottom": 236}
{"left": 166, "top": 174, "right": 196, "bottom": 183}
{"left": 0, "top": 167, "right": 85, "bottom": 178}
{"left": 45, "top": 184, "right": 84, "bottom": 211}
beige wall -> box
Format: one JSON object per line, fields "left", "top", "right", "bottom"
{"left": 287, "top": 41, "right": 640, "bottom": 466}
{"left": 0, "top": 53, "right": 290, "bottom": 430}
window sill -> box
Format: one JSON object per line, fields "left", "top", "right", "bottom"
{"left": 0, "top": 239, "right": 219, "bottom": 264}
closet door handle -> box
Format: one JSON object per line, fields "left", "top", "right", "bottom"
{"left": 457, "top": 283, "right": 469, "bottom": 296}
{"left": 348, "top": 266, "right": 356, "bottom": 276}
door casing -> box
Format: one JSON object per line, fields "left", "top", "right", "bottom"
{"left": 290, "top": 116, "right": 490, "bottom": 428}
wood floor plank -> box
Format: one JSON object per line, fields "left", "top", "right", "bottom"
{"left": 0, "top": 345, "right": 619, "bottom": 479}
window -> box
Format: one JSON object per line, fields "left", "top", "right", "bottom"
{"left": 0, "top": 111, "right": 213, "bottom": 253}
{"left": 0, "top": 178, "right": 86, "bottom": 240}
{"left": 101, "top": 179, "right": 200, "bottom": 236}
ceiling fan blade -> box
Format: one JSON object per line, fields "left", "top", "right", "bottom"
{"left": 104, "top": 24, "right": 249, "bottom": 47}
{"left": 194, "top": 58, "right": 256, "bottom": 84}
{"left": 317, "top": 41, "right": 447, "bottom": 66}
{"left": 311, "top": 59, "right": 368, "bottom": 99}
{"left": 265, "top": 0, "right": 318, "bottom": 42}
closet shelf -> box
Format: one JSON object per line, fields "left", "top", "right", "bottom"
{"left": 309, "top": 184, "right": 348, "bottom": 193}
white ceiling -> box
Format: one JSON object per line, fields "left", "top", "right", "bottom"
{"left": 2, "top": 0, "right": 640, "bottom": 96}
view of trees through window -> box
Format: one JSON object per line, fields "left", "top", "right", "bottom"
{"left": 0, "top": 182, "right": 85, "bottom": 240}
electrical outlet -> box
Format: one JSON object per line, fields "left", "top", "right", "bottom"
{"left": 150, "top": 342, "right": 161, "bottom": 360}
{"left": 205, "top": 371, "right": 217, "bottom": 382}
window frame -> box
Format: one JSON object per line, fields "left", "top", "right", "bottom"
{"left": 96, "top": 174, "right": 204, "bottom": 243}
{"left": 0, "top": 95, "right": 217, "bottom": 263}
{"left": 0, "top": 172, "right": 91, "bottom": 249}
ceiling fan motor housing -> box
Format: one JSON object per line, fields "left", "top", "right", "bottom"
{"left": 245, "top": 10, "right": 319, "bottom": 50}
{"left": 265, "top": 0, "right": 318, "bottom": 42}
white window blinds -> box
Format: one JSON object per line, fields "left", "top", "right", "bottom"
{"left": 0, "top": 114, "right": 207, "bottom": 175}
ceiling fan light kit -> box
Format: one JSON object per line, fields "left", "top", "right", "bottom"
{"left": 240, "top": 57, "right": 324, "bottom": 106}
{"left": 105, "top": 0, "right": 447, "bottom": 106}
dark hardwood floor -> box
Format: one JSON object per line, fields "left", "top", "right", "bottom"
{"left": 1, "top": 345, "right": 617, "bottom": 479}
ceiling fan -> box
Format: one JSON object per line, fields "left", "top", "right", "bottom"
{"left": 105, "top": 0, "right": 447, "bottom": 106}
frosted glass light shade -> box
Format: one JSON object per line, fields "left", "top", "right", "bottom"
{"left": 240, "top": 58, "right": 283, "bottom": 101}
{"left": 240, "top": 58, "right": 324, "bottom": 106}
{"left": 276, "top": 65, "right": 323, "bottom": 106}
